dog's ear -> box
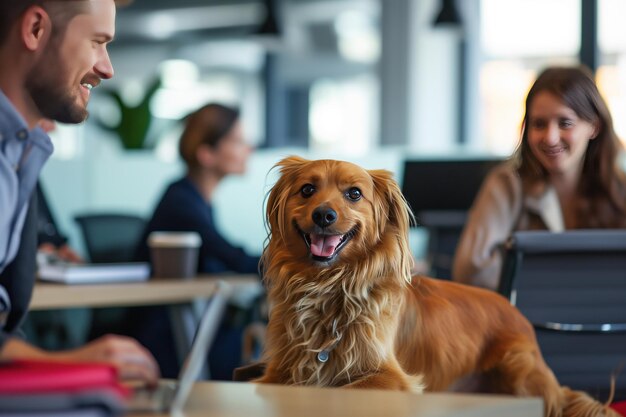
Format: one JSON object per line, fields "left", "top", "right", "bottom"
{"left": 369, "top": 169, "right": 414, "bottom": 283}
{"left": 276, "top": 155, "right": 310, "bottom": 174}
{"left": 266, "top": 156, "right": 310, "bottom": 242}
{"left": 368, "top": 169, "right": 413, "bottom": 233}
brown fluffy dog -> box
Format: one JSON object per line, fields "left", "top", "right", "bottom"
{"left": 256, "top": 156, "right": 617, "bottom": 417}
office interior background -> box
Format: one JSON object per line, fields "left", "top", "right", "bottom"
{"left": 42, "top": 0, "right": 626, "bottom": 260}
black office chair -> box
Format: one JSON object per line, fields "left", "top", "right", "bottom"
{"left": 499, "top": 230, "right": 626, "bottom": 402}
{"left": 74, "top": 213, "right": 146, "bottom": 263}
{"left": 416, "top": 211, "right": 468, "bottom": 279}
{"left": 74, "top": 213, "right": 156, "bottom": 358}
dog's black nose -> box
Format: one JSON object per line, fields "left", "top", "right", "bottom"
{"left": 312, "top": 207, "right": 337, "bottom": 228}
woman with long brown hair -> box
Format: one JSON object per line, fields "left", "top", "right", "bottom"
{"left": 453, "top": 66, "right": 626, "bottom": 290}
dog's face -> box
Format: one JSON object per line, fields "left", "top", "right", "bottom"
{"left": 264, "top": 156, "right": 413, "bottom": 274}
{"left": 276, "top": 158, "right": 377, "bottom": 266}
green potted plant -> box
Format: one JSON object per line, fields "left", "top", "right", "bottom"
{"left": 98, "top": 78, "right": 161, "bottom": 150}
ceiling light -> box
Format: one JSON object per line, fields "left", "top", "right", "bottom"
{"left": 432, "top": 0, "right": 462, "bottom": 27}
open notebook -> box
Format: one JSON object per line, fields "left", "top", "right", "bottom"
{"left": 126, "top": 280, "right": 230, "bottom": 413}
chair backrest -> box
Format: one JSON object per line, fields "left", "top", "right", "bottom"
{"left": 499, "top": 230, "right": 626, "bottom": 401}
{"left": 417, "top": 211, "right": 467, "bottom": 279}
{"left": 74, "top": 213, "right": 147, "bottom": 263}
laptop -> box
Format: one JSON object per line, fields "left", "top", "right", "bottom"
{"left": 126, "top": 281, "right": 230, "bottom": 413}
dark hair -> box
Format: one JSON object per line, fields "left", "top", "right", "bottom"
{"left": 514, "top": 65, "right": 626, "bottom": 228}
{"left": 0, "top": 1, "right": 88, "bottom": 46}
{"left": 178, "top": 103, "right": 240, "bottom": 170}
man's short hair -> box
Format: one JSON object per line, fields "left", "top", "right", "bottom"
{"left": 0, "top": 0, "right": 111, "bottom": 46}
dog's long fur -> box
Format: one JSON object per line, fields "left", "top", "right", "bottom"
{"left": 257, "top": 156, "right": 618, "bottom": 417}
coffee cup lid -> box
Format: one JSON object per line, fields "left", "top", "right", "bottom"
{"left": 148, "top": 231, "right": 202, "bottom": 248}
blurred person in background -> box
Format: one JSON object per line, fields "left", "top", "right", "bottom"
{"left": 453, "top": 66, "right": 626, "bottom": 291}
{"left": 136, "top": 103, "right": 259, "bottom": 274}
{"left": 133, "top": 103, "right": 262, "bottom": 379}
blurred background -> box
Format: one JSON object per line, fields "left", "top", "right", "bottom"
{"left": 42, "top": 0, "right": 626, "bottom": 262}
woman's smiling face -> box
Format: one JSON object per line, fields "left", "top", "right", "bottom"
{"left": 527, "top": 91, "right": 598, "bottom": 178}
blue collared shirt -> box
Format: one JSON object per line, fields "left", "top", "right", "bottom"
{"left": 0, "top": 90, "right": 53, "bottom": 274}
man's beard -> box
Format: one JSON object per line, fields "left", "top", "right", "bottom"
{"left": 25, "top": 48, "right": 89, "bottom": 124}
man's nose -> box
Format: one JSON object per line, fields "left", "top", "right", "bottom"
{"left": 95, "top": 48, "right": 114, "bottom": 80}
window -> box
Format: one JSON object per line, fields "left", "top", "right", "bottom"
{"left": 281, "top": 0, "right": 380, "bottom": 152}
{"left": 478, "top": 0, "right": 580, "bottom": 154}
{"left": 309, "top": 74, "right": 378, "bottom": 154}
{"left": 598, "top": 0, "right": 626, "bottom": 146}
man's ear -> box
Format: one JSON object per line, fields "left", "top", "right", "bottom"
{"left": 21, "top": 6, "right": 51, "bottom": 51}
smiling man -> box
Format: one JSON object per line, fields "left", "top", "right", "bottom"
{"left": 0, "top": 1, "right": 159, "bottom": 384}
{"left": 25, "top": 1, "right": 115, "bottom": 124}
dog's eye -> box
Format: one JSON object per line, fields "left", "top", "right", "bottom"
{"left": 346, "top": 187, "right": 362, "bottom": 201}
{"left": 301, "top": 184, "right": 316, "bottom": 198}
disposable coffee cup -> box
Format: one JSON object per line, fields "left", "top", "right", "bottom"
{"left": 148, "top": 231, "right": 201, "bottom": 279}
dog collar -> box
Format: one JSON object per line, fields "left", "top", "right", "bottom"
{"left": 317, "top": 318, "right": 343, "bottom": 363}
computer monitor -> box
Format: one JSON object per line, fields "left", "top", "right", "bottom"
{"left": 401, "top": 158, "right": 503, "bottom": 216}
{"left": 401, "top": 158, "right": 504, "bottom": 279}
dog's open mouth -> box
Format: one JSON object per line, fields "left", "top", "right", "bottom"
{"left": 295, "top": 222, "right": 355, "bottom": 262}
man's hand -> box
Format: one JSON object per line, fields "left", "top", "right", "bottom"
{"left": 1, "top": 335, "right": 160, "bottom": 386}
{"left": 38, "top": 243, "right": 84, "bottom": 264}
{"left": 57, "top": 335, "right": 160, "bottom": 385}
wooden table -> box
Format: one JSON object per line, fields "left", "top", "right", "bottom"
{"left": 30, "top": 275, "right": 261, "bottom": 374}
{"left": 129, "top": 380, "right": 543, "bottom": 417}
{"left": 30, "top": 274, "right": 260, "bottom": 310}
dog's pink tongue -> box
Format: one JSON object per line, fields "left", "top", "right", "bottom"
{"left": 310, "top": 234, "right": 343, "bottom": 257}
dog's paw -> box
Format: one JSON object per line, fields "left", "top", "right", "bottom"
{"left": 344, "top": 371, "right": 425, "bottom": 392}
{"left": 407, "top": 374, "right": 425, "bottom": 394}
{"left": 252, "top": 375, "right": 272, "bottom": 384}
